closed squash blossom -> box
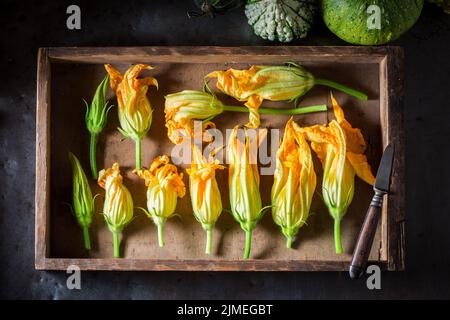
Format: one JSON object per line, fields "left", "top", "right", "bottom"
{"left": 187, "top": 145, "right": 224, "bottom": 255}
{"left": 135, "top": 155, "right": 185, "bottom": 247}
{"left": 104, "top": 64, "right": 158, "bottom": 170}
{"left": 164, "top": 90, "right": 224, "bottom": 144}
{"left": 271, "top": 118, "right": 316, "bottom": 248}
{"left": 227, "top": 125, "right": 269, "bottom": 259}
{"left": 299, "top": 94, "right": 375, "bottom": 254}
{"left": 84, "top": 75, "right": 113, "bottom": 179}
{"left": 98, "top": 163, "right": 134, "bottom": 258}
{"left": 68, "top": 152, "right": 95, "bottom": 250}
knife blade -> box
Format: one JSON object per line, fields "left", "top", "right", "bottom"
{"left": 349, "top": 143, "right": 395, "bottom": 279}
{"left": 374, "top": 143, "right": 395, "bottom": 193}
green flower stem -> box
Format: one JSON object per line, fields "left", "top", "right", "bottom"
{"left": 244, "top": 230, "right": 252, "bottom": 259}
{"left": 113, "top": 232, "right": 120, "bottom": 258}
{"left": 334, "top": 218, "right": 343, "bottom": 254}
{"left": 135, "top": 138, "right": 142, "bottom": 170}
{"left": 205, "top": 229, "right": 212, "bottom": 255}
{"left": 223, "top": 104, "right": 327, "bottom": 115}
{"left": 89, "top": 133, "right": 98, "bottom": 180}
{"left": 82, "top": 226, "right": 91, "bottom": 250}
{"left": 314, "top": 78, "right": 368, "bottom": 101}
{"left": 157, "top": 223, "right": 164, "bottom": 247}
{"left": 286, "top": 237, "right": 293, "bottom": 249}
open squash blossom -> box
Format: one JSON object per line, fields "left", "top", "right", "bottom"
{"left": 104, "top": 64, "right": 158, "bottom": 170}
{"left": 206, "top": 63, "right": 367, "bottom": 128}
{"left": 134, "top": 155, "right": 186, "bottom": 247}
{"left": 227, "top": 125, "right": 269, "bottom": 259}
{"left": 298, "top": 94, "right": 375, "bottom": 254}
{"left": 271, "top": 118, "right": 316, "bottom": 249}
{"left": 165, "top": 89, "right": 327, "bottom": 144}
{"left": 68, "top": 152, "right": 95, "bottom": 250}
{"left": 98, "top": 163, "right": 134, "bottom": 258}
{"left": 186, "top": 145, "right": 224, "bottom": 255}
{"left": 164, "top": 90, "right": 223, "bottom": 144}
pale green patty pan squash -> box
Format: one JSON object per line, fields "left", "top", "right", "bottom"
{"left": 322, "top": 0, "right": 424, "bottom": 45}
{"left": 245, "top": 0, "right": 318, "bottom": 43}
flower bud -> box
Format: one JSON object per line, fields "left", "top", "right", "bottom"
{"left": 135, "top": 155, "right": 185, "bottom": 247}
{"left": 84, "top": 75, "right": 113, "bottom": 179}
{"left": 227, "top": 125, "right": 268, "bottom": 259}
{"left": 85, "top": 75, "right": 112, "bottom": 135}
{"left": 68, "top": 152, "right": 94, "bottom": 250}
{"left": 98, "top": 163, "right": 134, "bottom": 257}
{"left": 186, "top": 145, "right": 224, "bottom": 254}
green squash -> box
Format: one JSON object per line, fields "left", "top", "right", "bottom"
{"left": 322, "top": 0, "right": 424, "bottom": 45}
{"left": 245, "top": 0, "right": 318, "bottom": 43}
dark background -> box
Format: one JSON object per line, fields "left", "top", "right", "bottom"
{"left": 0, "top": 0, "right": 449, "bottom": 299}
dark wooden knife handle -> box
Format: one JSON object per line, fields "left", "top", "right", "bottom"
{"left": 349, "top": 190, "right": 385, "bottom": 279}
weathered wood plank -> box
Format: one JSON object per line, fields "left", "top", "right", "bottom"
{"left": 37, "top": 257, "right": 390, "bottom": 272}
{"left": 48, "top": 46, "right": 388, "bottom": 64}
{"left": 35, "top": 48, "right": 51, "bottom": 269}
{"left": 385, "top": 47, "right": 406, "bottom": 271}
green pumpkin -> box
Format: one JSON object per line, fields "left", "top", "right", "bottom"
{"left": 322, "top": 0, "right": 424, "bottom": 45}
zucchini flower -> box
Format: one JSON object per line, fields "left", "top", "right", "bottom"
{"left": 135, "top": 155, "right": 186, "bottom": 247}
{"left": 165, "top": 90, "right": 223, "bottom": 144}
{"left": 68, "top": 152, "right": 94, "bottom": 250}
{"left": 98, "top": 163, "right": 134, "bottom": 258}
{"left": 271, "top": 118, "right": 316, "bottom": 248}
{"left": 165, "top": 89, "right": 326, "bottom": 144}
{"left": 227, "top": 125, "right": 269, "bottom": 259}
{"left": 206, "top": 63, "right": 367, "bottom": 128}
{"left": 104, "top": 64, "right": 158, "bottom": 170}
{"left": 85, "top": 75, "right": 113, "bottom": 179}
{"left": 186, "top": 145, "right": 224, "bottom": 254}
{"left": 299, "top": 94, "right": 375, "bottom": 254}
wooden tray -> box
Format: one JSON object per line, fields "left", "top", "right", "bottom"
{"left": 35, "top": 46, "right": 404, "bottom": 271}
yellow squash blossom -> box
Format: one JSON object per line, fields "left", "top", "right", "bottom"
{"left": 98, "top": 163, "right": 134, "bottom": 258}
{"left": 164, "top": 90, "right": 223, "bottom": 144}
{"left": 104, "top": 64, "right": 158, "bottom": 169}
{"left": 298, "top": 94, "right": 375, "bottom": 254}
{"left": 206, "top": 63, "right": 367, "bottom": 128}
{"left": 227, "top": 125, "right": 269, "bottom": 259}
{"left": 135, "top": 155, "right": 186, "bottom": 247}
{"left": 165, "top": 89, "right": 326, "bottom": 144}
{"left": 187, "top": 145, "right": 224, "bottom": 254}
{"left": 271, "top": 118, "right": 316, "bottom": 248}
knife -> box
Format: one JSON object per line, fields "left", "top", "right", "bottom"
{"left": 349, "top": 143, "right": 395, "bottom": 279}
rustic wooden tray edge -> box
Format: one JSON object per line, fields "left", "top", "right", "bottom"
{"left": 35, "top": 46, "right": 405, "bottom": 272}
